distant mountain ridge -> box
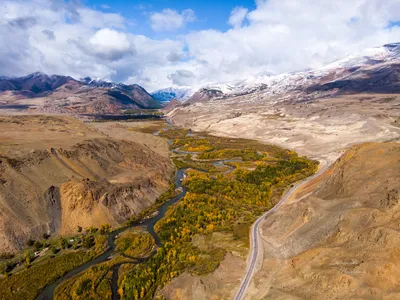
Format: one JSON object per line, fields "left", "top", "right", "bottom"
{"left": 0, "top": 73, "right": 161, "bottom": 113}
{"left": 1, "top": 42, "right": 400, "bottom": 112}
{"left": 0, "top": 72, "right": 74, "bottom": 96}
{"left": 184, "top": 42, "right": 400, "bottom": 104}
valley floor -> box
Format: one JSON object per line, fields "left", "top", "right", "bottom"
{"left": 167, "top": 94, "right": 400, "bottom": 299}
{"left": 1, "top": 113, "right": 399, "bottom": 300}
{"left": 1, "top": 118, "right": 319, "bottom": 300}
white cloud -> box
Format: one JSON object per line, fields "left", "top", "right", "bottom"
{"left": 150, "top": 9, "right": 195, "bottom": 32}
{"left": 0, "top": 0, "right": 182, "bottom": 89}
{"left": 87, "top": 28, "right": 133, "bottom": 61}
{"left": 168, "top": 69, "right": 197, "bottom": 86}
{"left": 0, "top": 0, "right": 399, "bottom": 92}
{"left": 228, "top": 7, "right": 248, "bottom": 28}
{"left": 181, "top": 0, "right": 400, "bottom": 88}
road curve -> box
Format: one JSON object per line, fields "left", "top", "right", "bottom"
{"left": 233, "top": 159, "right": 332, "bottom": 300}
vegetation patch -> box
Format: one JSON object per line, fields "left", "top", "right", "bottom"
{"left": 119, "top": 127, "right": 318, "bottom": 299}
{"left": 127, "top": 121, "right": 166, "bottom": 134}
{"left": 116, "top": 231, "right": 154, "bottom": 258}
{"left": 172, "top": 157, "right": 216, "bottom": 173}
{"left": 0, "top": 228, "right": 110, "bottom": 300}
{"left": 3, "top": 126, "right": 317, "bottom": 300}
{"left": 0, "top": 252, "right": 86, "bottom": 300}
{"left": 55, "top": 256, "right": 127, "bottom": 300}
{"left": 123, "top": 109, "right": 164, "bottom": 116}
{"left": 127, "top": 182, "right": 179, "bottom": 225}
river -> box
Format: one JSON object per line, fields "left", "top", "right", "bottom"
{"left": 36, "top": 131, "right": 239, "bottom": 300}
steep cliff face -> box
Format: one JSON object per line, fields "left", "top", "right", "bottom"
{"left": 0, "top": 116, "right": 174, "bottom": 252}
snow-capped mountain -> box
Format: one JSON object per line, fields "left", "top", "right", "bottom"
{"left": 79, "top": 77, "right": 119, "bottom": 88}
{"left": 186, "top": 42, "right": 400, "bottom": 103}
{"left": 151, "top": 87, "right": 194, "bottom": 102}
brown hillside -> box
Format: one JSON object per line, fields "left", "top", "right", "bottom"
{"left": 0, "top": 116, "right": 174, "bottom": 252}
{"left": 250, "top": 142, "right": 400, "bottom": 299}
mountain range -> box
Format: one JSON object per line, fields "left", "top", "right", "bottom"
{"left": 0, "top": 72, "right": 161, "bottom": 114}
{"left": 184, "top": 42, "right": 400, "bottom": 104}
{"left": 0, "top": 42, "right": 399, "bottom": 115}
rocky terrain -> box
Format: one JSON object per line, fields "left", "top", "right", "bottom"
{"left": 168, "top": 44, "right": 400, "bottom": 160}
{"left": 0, "top": 72, "right": 161, "bottom": 115}
{"left": 0, "top": 116, "right": 174, "bottom": 252}
{"left": 248, "top": 142, "right": 400, "bottom": 299}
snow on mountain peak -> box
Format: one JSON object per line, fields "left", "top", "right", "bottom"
{"left": 184, "top": 42, "right": 400, "bottom": 103}
{"left": 151, "top": 87, "right": 194, "bottom": 102}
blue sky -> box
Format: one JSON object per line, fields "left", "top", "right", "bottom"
{"left": 2, "top": 0, "right": 400, "bottom": 91}
{"left": 85, "top": 0, "right": 256, "bottom": 39}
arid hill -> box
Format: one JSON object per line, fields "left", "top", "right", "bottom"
{"left": 247, "top": 142, "right": 400, "bottom": 299}
{"left": 0, "top": 116, "right": 174, "bottom": 252}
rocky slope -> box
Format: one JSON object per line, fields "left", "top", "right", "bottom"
{"left": 0, "top": 73, "right": 161, "bottom": 114}
{"left": 248, "top": 142, "right": 400, "bottom": 299}
{"left": 0, "top": 116, "right": 174, "bottom": 252}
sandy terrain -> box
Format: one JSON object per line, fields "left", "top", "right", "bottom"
{"left": 89, "top": 121, "right": 169, "bottom": 158}
{"left": 0, "top": 115, "right": 103, "bottom": 157}
{"left": 160, "top": 253, "right": 246, "bottom": 300}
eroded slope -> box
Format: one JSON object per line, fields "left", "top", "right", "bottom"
{"left": 249, "top": 142, "right": 400, "bottom": 299}
{"left": 0, "top": 116, "right": 174, "bottom": 252}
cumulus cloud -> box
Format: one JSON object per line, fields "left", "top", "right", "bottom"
{"left": 168, "top": 69, "right": 196, "bottom": 86}
{"left": 85, "top": 28, "right": 134, "bottom": 61}
{"left": 0, "top": 0, "right": 399, "bottom": 92}
{"left": 228, "top": 7, "right": 248, "bottom": 28}
{"left": 150, "top": 9, "right": 196, "bottom": 31}
{"left": 182, "top": 0, "right": 400, "bottom": 87}
{"left": 0, "top": 0, "right": 181, "bottom": 88}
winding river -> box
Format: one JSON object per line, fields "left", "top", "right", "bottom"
{"left": 36, "top": 132, "right": 239, "bottom": 300}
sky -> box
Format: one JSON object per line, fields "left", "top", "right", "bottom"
{"left": 1, "top": 0, "right": 400, "bottom": 92}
